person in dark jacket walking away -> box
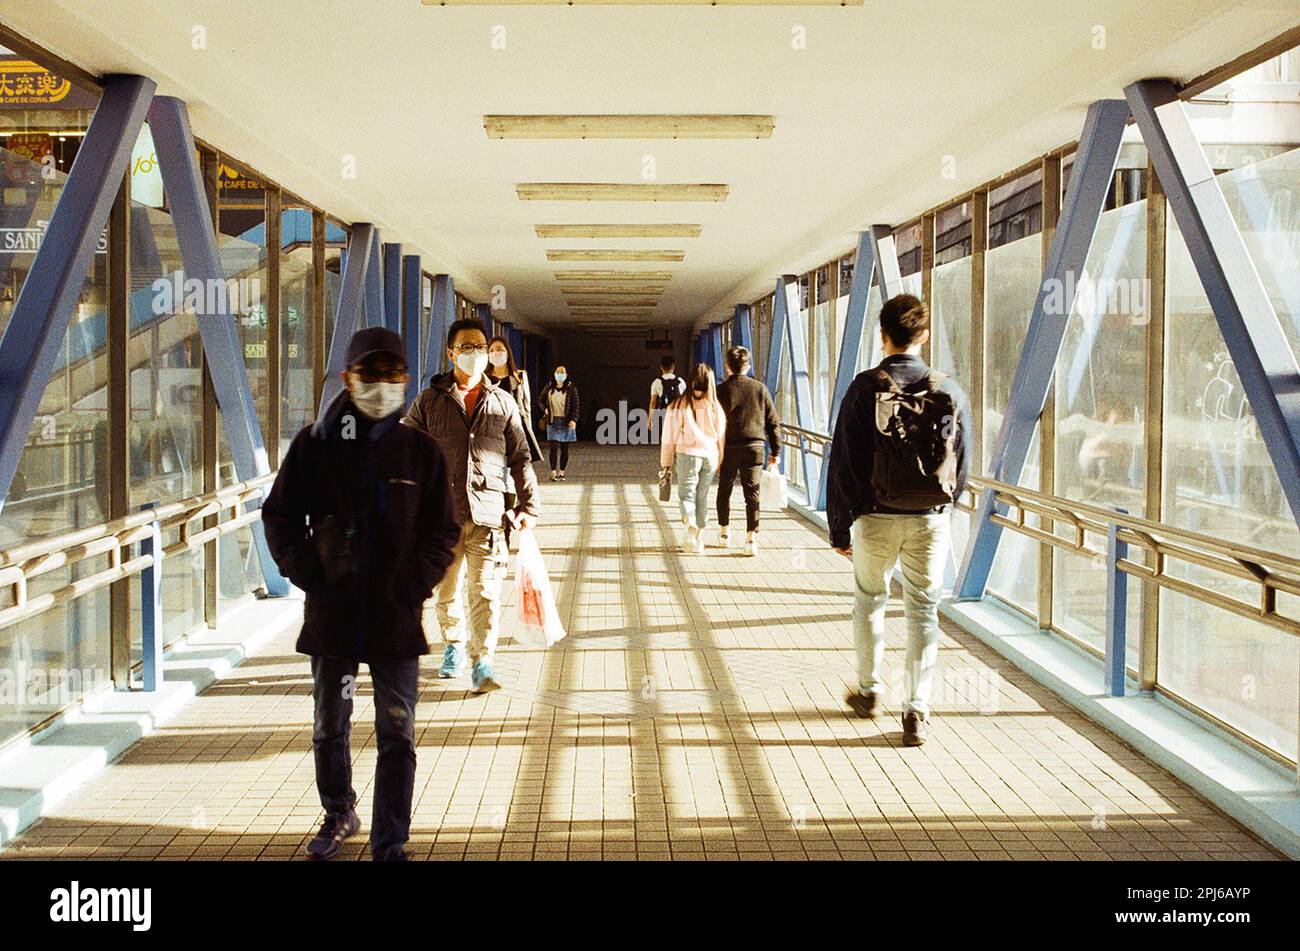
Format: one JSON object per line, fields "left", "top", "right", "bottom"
{"left": 263, "top": 327, "right": 461, "bottom": 861}
{"left": 487, "top": 334, "right": 542, "bottom": 545}
{"left": 404, "top": 318, "right": 540, "bottom": 693}
{"left": 538, "top": 365, "right": 579, "bottom": 481}
{"left": 714, "top": 346, "right": 780, "bottom": 556}
{"left": 826, "top": 294, "right": 971, "bottom": 747}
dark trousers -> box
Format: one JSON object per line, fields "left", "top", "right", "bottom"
{"left": 716, "top": 443, "right": 765, "bottom": 532}
{"left": 549, "top": 442, "right": 570, "bottom": 470}
{"left": 310, "top": 654, "right": 420, "bottom": 858}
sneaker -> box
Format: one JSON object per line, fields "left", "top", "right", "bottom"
{"left": 306, "top": 809, "right": 360, "bottom": 860}
{"left": 557, "top": 472, "right": 567, "bottom": 482}
{"left": 902, "top": 710, "right": 930, "bottom": 747}
{"left": 549, "top": 471, "right": 558, "bottom": 482}
{"left": 438, "top": 643, "right": 466, "bottom": 678}
{"left": 679, "top": 525, "right": 695, "bottom": 552}
{"left": 744, "top": 534, "right": 759, "bottom": 557}
{"left": 471, "top": 659, "right": 501, "bottom": 694}
{"left": 690, "top": 530, "right": 705, "bottom": 554}
{"left": 846, "top": 690, "right": 878, "bottom": 719}
{"left": 373, "top": 847, "right": 408, "bottom": 862}
{"left": 716, "top": 529, "right": 730, "bottom": 548}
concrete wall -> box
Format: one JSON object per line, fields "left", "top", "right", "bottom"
{"left": 548, "top": 330, "right": 691, "bottom": 436}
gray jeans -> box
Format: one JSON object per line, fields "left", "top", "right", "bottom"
{"left": 675, "top": 453, "right": 717, "bottom": 529}
{"left": 851, "top": 512, "right": 950, "bottom": 717}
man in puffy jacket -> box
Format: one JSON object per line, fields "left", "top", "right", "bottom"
{"left": 404, "top": 317, "right": 540, "bottom": 693}
{"left": 263, "top": 327, "right": 461, "bottom": 861}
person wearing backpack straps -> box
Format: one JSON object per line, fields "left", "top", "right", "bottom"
{"left": 826, "top": 293, "right": 971, "bottom": 747}
{"left": 648, "top": 355, "right": 685, "bottom": 426}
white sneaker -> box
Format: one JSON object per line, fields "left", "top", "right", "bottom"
{"left": 679, "top": 526, "right": 695, "bottom": 552}
{"left": 716, "top": 529, "right": 730, "bottom": 548}
{"left": 691, "top": 529, "right": 706, "bottom": 554}
{"left": 745, "top": 534, "right": 759, "bottom": 557}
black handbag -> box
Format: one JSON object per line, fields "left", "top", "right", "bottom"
{"left": 658, "top": 466, "right": 672, "bottom": 502}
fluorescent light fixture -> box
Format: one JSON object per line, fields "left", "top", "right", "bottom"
{"left": 433, "top": 1, "right": 858, "bottom": 6}
{"left": 566, "top": 299, "right": 660, "bottom": 308}
{"left": 488, "top": 116, "right": 773, "bottom": 139}
{"left": 535, "top": 224, "right": 702, "bottom": 239}
{"left": 547, "top": 250, "right": 684, "bottom": 262}
{"left": 518, "top": 183, "right": 728, "bottom": 202}
{"left": 559, "top": 287, "right": 667, "bottom": 296}
{"left": 553, "top": 270, "right": 673, "bottom": 281}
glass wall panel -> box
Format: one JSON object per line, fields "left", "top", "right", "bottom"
{"left": 0, "top": 66, "right": 109, "bottom": 746}
{"left": 1051, "top": 198, "right": 1148, "bottom": 658}
{"left": 1160, "top": 212, "right": 1299, "bottom": 758}
{"left": 280, "top": 203, "right": 315, "bottom": 453}
{"left": 932, "top": 256, "right": 974, "bottom": 563}
{"left": 983, "top": 234, "right": 1041, "bottom": 611}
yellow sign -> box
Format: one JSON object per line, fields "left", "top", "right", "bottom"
{"left": 0, "top": 60, "right": 73, "bottom": 105}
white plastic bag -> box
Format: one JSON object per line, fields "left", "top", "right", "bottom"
{"left": 512, "top": 529, "right": 566, "bottom": 647}
{"left": 760, "top": 464, "right": 789, "bottom": 510}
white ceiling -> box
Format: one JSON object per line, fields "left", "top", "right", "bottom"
{"left": 4, "top": 0, "right": 1298, "bottom": 333}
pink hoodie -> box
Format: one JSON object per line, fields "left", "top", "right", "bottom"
{"left": 660, "top": 397, "right": 727, "bottom": 469}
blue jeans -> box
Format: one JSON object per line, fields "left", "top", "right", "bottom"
{"left": 311, "top": 654, "right": 420, "bottom": 858}
{"left": 850, "top": 512, "right": 950, "bottom": 717}
{"left": 676, "top": 453, "right": 717, "bottom": 529}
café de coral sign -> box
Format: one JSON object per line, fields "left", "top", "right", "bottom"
{"left": 0, "top": 57, "right": 97, "bottom": 109}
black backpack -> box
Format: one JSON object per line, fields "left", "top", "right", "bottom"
{"left": 655, "top": 374, "right": 684, "bottom": 410}
{"left": 865, "top": 368, "right": 959, "bottom": 511}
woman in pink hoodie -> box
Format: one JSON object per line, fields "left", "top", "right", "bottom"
{"left": 660, "top": 363, "right": 727, "bottom": 554}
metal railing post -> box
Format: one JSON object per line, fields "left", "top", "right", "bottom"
{"left": 1104, "top": 508, "right": 1129, "bottom": 698}
{"left": 140, "top": 504, "right": 164, "bottom": 692}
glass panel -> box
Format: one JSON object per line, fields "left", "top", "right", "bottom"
{"left": 983, "top": 234, "right": 1041, "bottom": 611}
{"left": 0, "top": 60, "right": 109, "bottom": 746}
{"left": 811, "top": 298, "right": 832, "bottom": 432}
{"left": 1159, "top": 210, "right": 1299, "bottom": 758}
{"left": 1051, "top": 198, "right": 1148, "bottom": 658}
{"left": 932, "top": 256, "right": 972, "bottom": 386}
{"left": 280, "top": 204, "right": 315, "bottom": 454}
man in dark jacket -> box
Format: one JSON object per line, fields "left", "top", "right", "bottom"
{"left": 404, "top": 317, "right": 539, "bottom": 693}
{"left": 715, "top": 346, "right": 780, "bottom": 556}
{"left": 826, "top": 294, "right": 971, "bottom": 748}
{"left": 263, "top": 327, "right": 461, "bottom": 861}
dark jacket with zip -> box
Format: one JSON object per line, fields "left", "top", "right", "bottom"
{"left": 538, "top": 380, "right": 580, "bottom": 426}
{"left": 826, "top": 354, "right": 972, "bottom": 550}
{"left": 716, "top": 374, "right": 781, "bottom": 459}
{"left": 403, "top": 371, "right": 539, "bottom": 528}
{"left": 262, "top": 393, "right": 462, "bottom": 661}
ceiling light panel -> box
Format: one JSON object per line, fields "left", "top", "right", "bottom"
{"left": 535, "top": 224, "right": 702, "bottom": 239}
{"left": 547, "top": 250, "right": 684, "bottom": 262}
{"left": 553, "top": 271, "right": 674, "bottom": 281}
{"left": 488, "top": 115, "right": 773, "bottom": 139}
{"left": 518, "top": 183, "right": 728, "bottom": 202}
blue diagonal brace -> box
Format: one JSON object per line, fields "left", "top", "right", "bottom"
{"left": 148, "top": 95, "right": 288, "bottom": 596}
{"left": 773, "top": 275, "right": 818, "bottom": 494}
{"left": 401, "top": 254, "right": 422, "bottom": 406}
{"left": 423, "top": 274, "right": 455, "bottom": 381}
{"left": 383, "top": 242, "right": 402, "bottom": 334}
{"left": 815, "top": 226, "right": 896, "bottom": 510}
{"left": 1127, "top": 79, "right": 1300, "bottom": 529}
{"left": 0, "top": 75, "right": 155, "bottom": 513}
{"left": 318, "top": 223, "right": 376, "bottom": 416}
{"left": 732, "top": 305, "right": 753, "bottom": 372}
{"left": 956, "top": 98, "right": 1129, "bottom": 600}
{"left": 364, "top": 231, "right": 384, "bottom": 329}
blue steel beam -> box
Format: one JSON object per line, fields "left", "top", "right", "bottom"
{"left": 383, "top": 242, "right": 402, "bottom": 334}
{"left": 707, "top": 322, "right": 724, "bottom": 379}
{"left": 732, "top": 304, "right": 753, "bottom": 372}
{"left": 776, "top": 275, "right": 819, "bottom": 493}
{"left": 762, "top": 287, "right": 787, "bottom": 397}
{"left": 364, "top": 231, "right": 384, "bottom": 329}
{"left": 423, "top": 274, "right": 455, "bottom": 381}
{"left": 956, "top": 98, "right": 1129, "bottom": 600}
{"left": 1127, "top": 79, "right": 1300, "bottom": 529}
{"left": 814, "top": 226, "right": 896, "bottom": 511}
{"left": 0, "top": 74, "right": 155, "bottom": 513}
{"left": 317, "top": 223, "right": 376, "bottom": 416}
{"left": 476, "top": 302, "right": 492, "bottom": 332}
{"left": 401, "top": 253, "right": 422, "bottom": 406}
{"left": 148, "top": 95, "right": 288, "bottom": 595}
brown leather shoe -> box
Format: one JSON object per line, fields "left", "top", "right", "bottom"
{"left": 846, "top": 690, "right": 878, "bottom": 719}
{"left": 902, "top": 710, "right": 929, "bottom": 747}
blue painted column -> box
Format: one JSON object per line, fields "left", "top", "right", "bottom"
{"left": 401, "top": 253, "right": 422, "bottom": 405}
{"left": 364, "top": 231, "right": 385, "bottom": 329}
{"left": 774, "top": 276, "right": 818, "bottom": 493}
{"left": 707, "top": 323, "right": 724, "bottom": 380}
{"left": 318, "top": 223, "right": 376, "bottom": 416}
{"left": 1127, "top": 78, "right": 1300, "bottom": 530}
{"left": 424, "top": 274, "right": 455, "bottom": 380}
{"left": 1104, "top": 510, "right": 1129, "bottom": 697}
{"left": 148, "top": 94, "right": 288, "bottom": 596}
{"left": 732, "top": 304, "right": 753, "bottom": 373}
{"left": 956, "top": 99, "right": 1129, "bottom": 600}
{"left": 383, "top": 242, "right": 402, "bottom": 334}
{"left": 0, "top": 74, "right": 155, "bottom": 512}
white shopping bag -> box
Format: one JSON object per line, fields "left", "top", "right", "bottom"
{"left": 512, "top": 529, "right": 567, "bottom": 647}
{"left": 759, "top": 464, "right": 788, "bottom": 510}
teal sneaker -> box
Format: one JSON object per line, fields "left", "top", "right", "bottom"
{"left": 471, "top": 660, "right": 501, "bottom": 694}
{"left": 438, "top": 643, "right": 466, "bottom": 678}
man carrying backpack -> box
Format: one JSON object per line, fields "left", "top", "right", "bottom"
{"left": 826, "top": 294, "right": 971, "bottom": 747}
{"left": 649, "top": 355, "right": 685, "bottom": 422}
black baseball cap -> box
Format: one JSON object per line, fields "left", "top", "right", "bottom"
{"left": 346, "top": 327, "right": 406, "bottom": 367}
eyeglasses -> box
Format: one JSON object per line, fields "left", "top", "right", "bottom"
{"left": 453, "top": 344, "right": 489, "bottom": 356}
{"left": 349, "top": 367, "right": 407, "bottom": 384}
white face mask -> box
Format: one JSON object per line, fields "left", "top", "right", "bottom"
{"left": 554, "top": 373, "right": 567, "bottom": 384}
{"left": 456, "top": 350, "right": 489, "bottom": 378}
{"left": 488, "top": 350, "right": 509, "bottom": 368}
{"left": 349, "top": 379, "right": 407, "bottom": 420}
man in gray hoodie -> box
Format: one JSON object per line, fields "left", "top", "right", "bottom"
{"left": 403, "top": 317, "right": 540, "bottom": 692}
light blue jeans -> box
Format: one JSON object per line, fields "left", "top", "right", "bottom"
{"left": 851, "top": 512, "right": 950, "bottom": 717}
{"left": 675, "top": 453, "right": 716, "bottom": 529}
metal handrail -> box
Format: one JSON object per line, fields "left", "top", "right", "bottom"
{"left": 0, "top": 473, "right": 274, "bottom": 632}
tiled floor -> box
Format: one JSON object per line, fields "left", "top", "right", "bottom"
{"left": 0, "top": 445, "right": 1279, "bottom": 860}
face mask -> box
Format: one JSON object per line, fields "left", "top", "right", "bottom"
{"left": 349, "top": 379, "right": 406, "bottom": 420}
{"left": 554, "top": 373, "right": 567, "bottom": 383}
{"left": 456, "top": 350, "right": 489, "bottom": 378}
{"left": 488, "top": 351, "right": 508, "bottom": 368}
